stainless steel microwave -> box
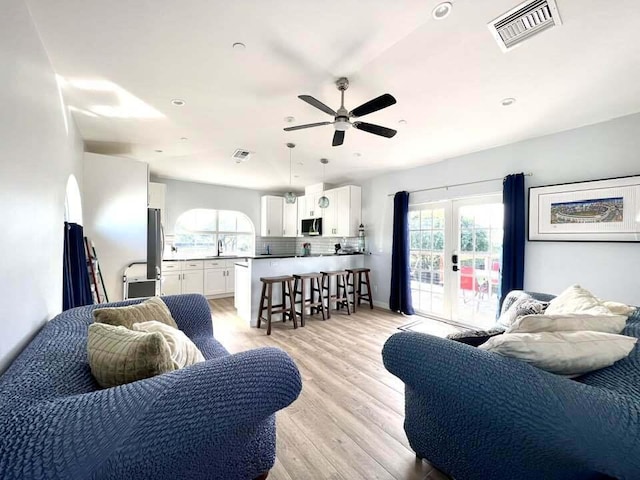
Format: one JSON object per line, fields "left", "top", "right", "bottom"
{"left": 301, "top": 218, "right": 322, "bottom": 236}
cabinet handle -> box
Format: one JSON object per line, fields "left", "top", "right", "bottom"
{"left": 268, "top": 229, "right": 270, "bottom": 235}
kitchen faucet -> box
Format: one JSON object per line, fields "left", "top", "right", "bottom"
{"left": 217, "top": 239, "right": 223, "bottom": 256}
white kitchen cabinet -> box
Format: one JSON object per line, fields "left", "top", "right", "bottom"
{"left": 204, "top": 259, "right": 242, "bottom": 296}
{"left": 204, "top": 268, "right": 227, "bottom": 295}
{"left": 182, "top": 270, "right": 204, "bottom": 294}
{"left": 261, "top": 195, "right": 284, "bottom": 237}
{"left": 321, "top": 185, "right": 361, "bottom": 237}
{"left": 297, "top": 195, "right": 307, "bottom": 220}
{"left": 161, "top": 272, "right": 182, "bottom": 296}
{"left": 283, "top": 201, "right": 298, "bottom": 237}
{"left": 161, "top": 260, "right": 204, "bottom": 295}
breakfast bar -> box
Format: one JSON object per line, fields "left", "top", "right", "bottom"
{"left": 234, "top": 254, "right": 366, "bottom": 327}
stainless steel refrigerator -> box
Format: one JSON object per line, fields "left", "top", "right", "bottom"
{"left": 147, "top": 208, "right": 163, "bottom": 284}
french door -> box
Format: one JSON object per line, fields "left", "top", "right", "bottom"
{"left": 409, "top": 195, "right": 503, "bottom": 328}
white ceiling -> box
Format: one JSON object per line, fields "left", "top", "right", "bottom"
{"left": 27, "top": 0, "right": 640, "bottom": 190}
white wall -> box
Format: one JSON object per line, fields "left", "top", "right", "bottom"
{"left": 0, "top": 0, "right": 85, "bottom": 372}
{"left": 155, "top": 177, "right": 263, "bottom": 236}
{"left": 363, "top": 113, "right": 640, "bottom": 308}
{"left": 83, "top": 153, "right": 148, "bottom": 302}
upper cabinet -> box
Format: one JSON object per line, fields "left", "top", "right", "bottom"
{"left": 321, "top": 185, "right": 361, "bottom": 237}
{"left": 260, "top": 195, "right": 284, "bottom": 237}
{"left": 298, "top": 193, "right": 324, "bottom": 219}
{"left": 283, "top": 201, "right": 298, "bottom": 237}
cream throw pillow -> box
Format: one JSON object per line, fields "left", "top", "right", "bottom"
{"left": 479, "top": 331, "right": 637, "bottom": 376}
{"left": 88, "top": 323, "right": 175, "bottom": 388}
{"left": 93, "top": 296, "right": 178, "bottom": 329}
{"left": 507, "top": 313, "right": 627, "bottom": 335}
{"left": 602, "top": 301, "right": 636, "bottom": 316}
{"left": 132, "top": 321, "right": 205, "bottom": 369}
{"left": 545, "top": 285, "right": 612, "bottom": 316}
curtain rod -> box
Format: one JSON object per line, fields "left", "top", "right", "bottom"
{"left": 386, "top": 172, "right": 533, "bottom": 197}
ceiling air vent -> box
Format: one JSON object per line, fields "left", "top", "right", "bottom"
{"left": 488, "top": 0, "right": 562, "bottom": 52}
{"left": 232, "top": 149, "right": 252, "bottom": 163}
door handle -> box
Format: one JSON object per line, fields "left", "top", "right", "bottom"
{"left": 452, "top": 265, "right": 459, "bottom": 272}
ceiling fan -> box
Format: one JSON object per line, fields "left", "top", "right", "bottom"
{"left": 284, "top": 77, "right": 397, "bottom": 146}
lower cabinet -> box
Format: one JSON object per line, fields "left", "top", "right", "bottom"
{"left": 161, "top": 259, "right": 243, "bottom": 297}
{"left": 162, "top": 272, "right": 182, "bottom": 296}
{"left": 204, "top": 266, "right": 236, "bottom": 295}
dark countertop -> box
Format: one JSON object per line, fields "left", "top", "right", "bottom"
{"left": 162, "top": 255, "right": 248, "bottom": 262}
{"left": 249, "top": 252, "right": 366, "bottom": 260}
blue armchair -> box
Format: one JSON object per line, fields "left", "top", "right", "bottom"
{"left": 383, "top": 291, "right": 640, "bottom": 480}
{"left": 0, "top": 294, "right": 302, "bottom": 480}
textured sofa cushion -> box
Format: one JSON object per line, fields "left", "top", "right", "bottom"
{"left": 479, "top": 331, "right": 637, "bottom": 376}
{"left": 88, "top": 322, "right": 176, "bottom": 388}
{"left": 132, "top": 321, "right": 205, "bottom": 369}
{"left": 507, "top": 313, "right": 628, "bottom": 334}
{"left": 497, "top": 294, "right": 549, "bottom": 328}
{"left": 93, "top": 296, "right": 178, "bottom": 329}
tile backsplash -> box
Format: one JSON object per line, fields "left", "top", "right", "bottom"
{"left": 256, "top": 236, "right": 361, "bottom": 256}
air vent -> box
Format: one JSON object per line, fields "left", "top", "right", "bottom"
{"left": 488, "top": 0, "right": 562, "bottom": 52}
{"left": 232, "top": 149, "right": 252, "bottom": 163}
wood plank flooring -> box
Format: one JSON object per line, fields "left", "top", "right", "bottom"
{"left": 209, "top": 298, "right": 460, "bottom": 480}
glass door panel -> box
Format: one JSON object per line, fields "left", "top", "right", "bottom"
{"left": 409, "top": 204, "right": 447, "bottom": 318}
{"left": 452, "top": 199, "right": 503, "bottom": 328}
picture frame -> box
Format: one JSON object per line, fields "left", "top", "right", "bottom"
{"left": 528, "top": 175, "right": 640, "bottom": 242}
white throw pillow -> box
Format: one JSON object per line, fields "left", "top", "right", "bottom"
{"left": 507, "top": 313, "right": 627, "bottom": 334}
{"left": 602, "top": 301, "right": 636, "bottom": 317}
{"left": 479, "top": 331, "right": 637, "bottom": 376}
{"left": 545, "top": 285, "right": 611, "bottom": 316}
{"left": 132, "top": 321, "right": 205, "bottom": 369}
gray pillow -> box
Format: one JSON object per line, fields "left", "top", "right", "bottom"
{"left": 497, "top": 296, "right": 549, "bottom": 329}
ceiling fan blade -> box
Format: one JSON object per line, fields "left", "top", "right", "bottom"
{"left": 298, "top": 95, "right": 337, "bottom": 116}
{"left": 350, "top": 93, "right": 397, "bottom": 118}
{"left": 284, "top": 121, "right": 332, "bottom": 131}
{"left": 332, "top": 130, "right": 345, "bottom": 146}
{"left": 353, "top": 121, "right": 397, "bottom": 138}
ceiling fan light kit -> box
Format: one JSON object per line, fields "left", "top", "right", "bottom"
{"left": 284, "top": 77, "right": 398, "bottom": 147}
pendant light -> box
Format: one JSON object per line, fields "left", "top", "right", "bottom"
{"left": 283, "top": 143, "right": 297, "bottom": 204}
{"left": 318, "top": 158, "right": 330, "bottom": 209}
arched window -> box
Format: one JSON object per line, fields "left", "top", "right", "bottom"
{"left": 64, "top": 174, "right": 83, "bottom": 225}
{"left": 174, "top": 209, "right": 254, "bottom": 256}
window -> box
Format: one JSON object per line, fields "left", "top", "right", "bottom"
{"left": 173, "top": 209, "right": 254, "bottom": 256}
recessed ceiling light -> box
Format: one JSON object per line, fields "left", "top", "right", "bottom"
{"left": 398, "top": 119, "right": 408, "bottom": 125}
{"left": 155, "top": 149, "right": 163, "bottom": 153}
{"left": 232, "top": 42, "right": 246, "bottom": 51}
{"left": 294, "top": 175, "right": 300, "bottom": 178}
{"left": 297, "top": 161, "right": 304, "bottom": 165}
{"left": 180, "top": 137, "right": 188, "bottom": 141}
{"left": 284, "top": 116, "right": 296, "bottom": 123}
{"left": 432, "top": 2, "right": 453, "bottom": 20}
{"left": 501, "top": 97, "right": 517, "bottom": 106}
{"left": 171, "top": 99, "right": 186, "bottom": 107}
{"left": 353, "top": 152, "right": 362, "bottom": 157}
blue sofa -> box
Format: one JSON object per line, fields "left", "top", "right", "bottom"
{"left": 383, "top": 291, "right": 640, "bottom": 480}
{"left": 0, "top": 294, "right": 302, "bottom": 480}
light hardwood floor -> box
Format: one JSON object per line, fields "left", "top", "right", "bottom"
{"left": 209, "top": 297, "right": 460, "bottom": 480}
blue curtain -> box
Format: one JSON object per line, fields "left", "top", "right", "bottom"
{"left": 390, "top": 191, "right": 415, "bottom": 315}
{"left": 63, "top": 222, "right": 93, "bottom": 311}
{"left": 500, "top": 173, "right": 526, "bottom": 309}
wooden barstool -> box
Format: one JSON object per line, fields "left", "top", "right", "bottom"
{"left": 257, "top": 275, "right": 297, "bottom": 335}
{"left": 346, "top": 268, "right": 374, "bottom": 312}
{"left": 293, "top": 272, "right": 326, "bottom": 326}
{"left": 320, "top": 270, "right": 351, "bottom": 319}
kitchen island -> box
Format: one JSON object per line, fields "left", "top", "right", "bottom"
{"left": 234, "top": 254, "right": 366, "bottom": 327}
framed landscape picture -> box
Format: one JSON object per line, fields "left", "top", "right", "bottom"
{"left": 528, "top": 175, "right": 640, "bottom": 242}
